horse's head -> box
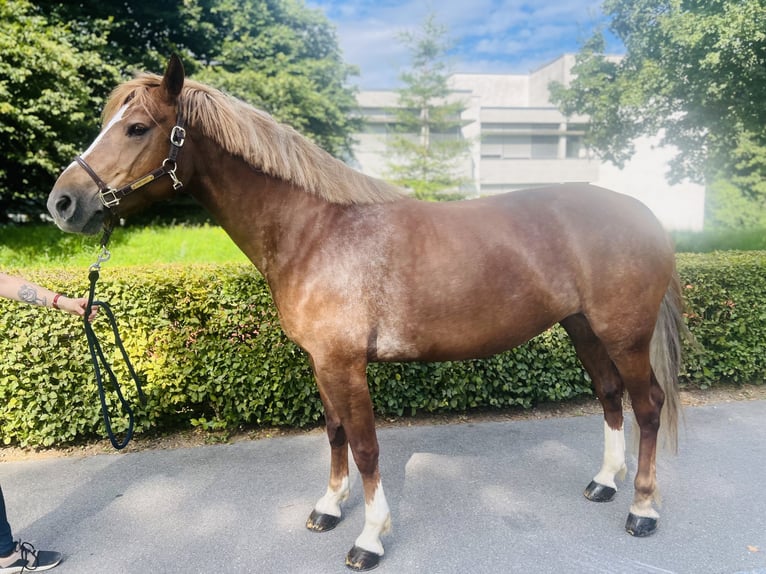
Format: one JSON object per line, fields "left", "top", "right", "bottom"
{"left": 48, "top": 55, "right": 190, "bottom": 234}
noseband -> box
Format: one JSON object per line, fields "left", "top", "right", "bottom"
{"left": 75, "top": 111, "right": 186, "bottom": 209}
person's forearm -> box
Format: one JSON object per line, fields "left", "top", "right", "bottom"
{"left": 0, "top": 274, "right": 60, "bottom": 308}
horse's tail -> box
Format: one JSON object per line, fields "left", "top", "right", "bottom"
{"left": 649, "top": 270, "right": 689, "bottom": 453}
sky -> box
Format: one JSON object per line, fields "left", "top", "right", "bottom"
{"left": 309, "top": 0, "right": 625, "bottom": 89}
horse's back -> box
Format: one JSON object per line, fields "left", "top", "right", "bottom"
{"left": 476, "top": 184, "right": 666, "bottom": 236}
{"left": 464, "top": 183, "right": 674, "bottom": 271}
{"left": 357, "top": 183, "right": 674, "bottom": 360}
{"left": 406, "top": 183, "right": 672, "bottom": 271}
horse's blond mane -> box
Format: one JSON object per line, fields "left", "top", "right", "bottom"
{"left": 103, "top": 73, "right": 404, "bottom": 205}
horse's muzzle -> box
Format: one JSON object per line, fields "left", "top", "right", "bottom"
{"left": 47, "top": 187, "right": 106, "bottom": 235}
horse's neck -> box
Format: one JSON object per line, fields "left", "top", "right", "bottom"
{"left": 188, "top": 145, "right": 334, "bottom": 279}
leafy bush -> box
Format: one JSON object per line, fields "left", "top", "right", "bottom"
{"left": 0, "top": 252, "right": 764, "bottom": 447}
{"left": 677, "top": 252, "right": 766, "bottom": 386}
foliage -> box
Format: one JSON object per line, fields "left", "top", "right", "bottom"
{"left": 1, "top": 1, "right": 359, "bottom": 220}
{"left": 385, "top": 13, "right": 471, "bottom": 200}
{"left": 549, "top": 0, "right": 766, "bottom": 198}
{"left": 677, "top": 252, "right": 766, "bottom": 387}
{"left": 1, "top": 253, "right": 764, "bottom": 447}
{"left": 0, "top": 0, "right": 121, "bottom": 220}
{"left": 672, "top": 227, "right": 766, "bottom": 253}
{"left": 34, "top": 0, "right": 210, "bottom": 75}
{"left": 0, "top": 264, "right": 590, "bottom": 447}
{"left": 704, "top": 177, "right": 766, "bottom": 230}
{"left": 33, "top": 0, "right": 360, "bottom": 158}
{"left": 190, "top": 0, "right": 360, "bottom": 157}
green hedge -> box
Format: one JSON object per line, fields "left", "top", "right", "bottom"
{"left": 1, "top": 251, "right": 764, "bottom": 447}
{"left": 676, "top": 252, "right": 766, "bottom": 385}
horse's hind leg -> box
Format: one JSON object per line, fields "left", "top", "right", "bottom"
{"left": 611, "top": 349, "right": 665, "bottom": 537}
{"left": 561, "top": 315, "right": 627, "bottom": 502}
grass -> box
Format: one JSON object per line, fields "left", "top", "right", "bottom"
{"left": 2, "top": 223, "right": 764, "bottom": 271}
{"left": 0, "top": 223, "right": 249, "bottom": 269}
{"left": 671, "top": 228, "right": 766, "bottom": 252}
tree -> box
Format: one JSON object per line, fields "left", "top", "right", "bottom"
{"left": 190, "top": 0, "right": 360, "bottom": 157}
{"left": 32, "top": 0, "right": 218, "bottom": 74}
{"left": 549, "top": 0, "right": 766, "bottom": 208}
{"left": 0, "top": 0, "right": 360, "bottom": 218}
{"left": 706, "top": 178, "right": 766, "bottom": 229}
{"left": 0, "top": 0, "right": 121, "bottom": 221}
{"left": 385, "top": 13, "right": 471, "bottom": 200}
{"left": 35, "top": 0, "right": 360, "bottom": 158}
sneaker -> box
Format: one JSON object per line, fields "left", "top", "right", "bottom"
{"left": 0, "top": 541, "right": 62, "bottom": 573}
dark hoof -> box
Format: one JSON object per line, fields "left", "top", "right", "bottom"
{"left": 625, "top": 512, "right": 658, "bottom": 537}
{"left": 345, "top": 545, "right": 381, "bottom": 571}
{"left": 306, "top": 509, "right": 341, "bottom": 532}
{"left": 584, "top": 480, "right": 617, "bottom": 502}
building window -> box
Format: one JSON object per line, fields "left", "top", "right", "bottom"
{"left": 566, "top": 135, "right": 583, "bottom": 158}
{"left": 481, "top": 123, "right": 562, "bottom": 159}
{"left": 431, "top": 125, "right": 463, "bottom": 142}
{"left": 481, "top": 134, "right": 559, "bottom": 159}
{"left": 481, "top": 183, "right": 547, "bottom": 195}
{"left": 481, "top": 134, "right": 530, "bottom": 158}
{"left": 361, "top": 123, "right": 388, "bottom": 135}
{"left": 531, "top": 135, "right": 558, "bottom": 158}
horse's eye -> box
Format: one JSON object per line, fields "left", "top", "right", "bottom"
{"left": 127, "top": 124, "right": 149, "bottom": 137}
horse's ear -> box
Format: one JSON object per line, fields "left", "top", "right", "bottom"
{"left": 161, "top": 54, "right": 185, "bottom": 100}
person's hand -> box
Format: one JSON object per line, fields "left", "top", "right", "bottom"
{"left": 59, "top": 296, "right": 99, "bottom": 322}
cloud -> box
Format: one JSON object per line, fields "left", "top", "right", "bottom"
{"left": 310, "top": 0, "right": 622, "bottom": 89}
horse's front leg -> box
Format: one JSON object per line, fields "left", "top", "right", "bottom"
{"left": 346, "top": 439, "right": 391, "bottom": 572}
{"left": 307, "top": 398, "right": 351, "bottom": 531}
{"left": 308, "top": 355, "right": 391, "bottom": 571}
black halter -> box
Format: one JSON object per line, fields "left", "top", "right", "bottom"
{"left": 75, "top": 111, "right": 186, "bottom": 209}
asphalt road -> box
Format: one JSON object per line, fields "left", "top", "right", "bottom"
{"left": 2, "top": 399, "right": 765, "bottom": 574}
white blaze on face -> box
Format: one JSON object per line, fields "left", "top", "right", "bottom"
{"left": 593, "top": 421, "right": 627, "bottom": 489}
{"left": 354, "top": 482, "right": 391, "bottom": 556}
{"left": 62, "top": 104, "right": 130, "bottom": 174}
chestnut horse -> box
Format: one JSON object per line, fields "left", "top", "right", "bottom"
{"left": 48, "top": 55, "right": 684, "bottom": 571}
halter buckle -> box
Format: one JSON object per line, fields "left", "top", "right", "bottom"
{"left": 170, "top": 126, "right": 186, "bottom": 147}
{"left": 99, "top": 188, "right": 121, "bottom": 208}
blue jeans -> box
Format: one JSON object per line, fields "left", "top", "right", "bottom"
{"left": 0, "top": 485, "right": 14, "bottom": 555}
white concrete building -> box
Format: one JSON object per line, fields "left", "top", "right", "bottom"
{"left": 352, "top": 55, "right": 705, "bottom": 231}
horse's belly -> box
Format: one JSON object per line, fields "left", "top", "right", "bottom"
{"left": 371, "top": 310, "right": 559, "bottom": 363}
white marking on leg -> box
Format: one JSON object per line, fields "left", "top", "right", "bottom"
{"left": 593, "top": 421, "right": 627, "bottom": 489}
{"left": 314, "top": 476, "right": 350, "bottom": 517}
{"left": 354, "top": 482, "right": 391, "bottom": 556}
{"left": 630, "top": 499, "right": 660, "bottom": 519}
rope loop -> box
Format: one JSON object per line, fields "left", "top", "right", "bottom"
{"left": 84, "top": 229, "right": 145, "bottom": 450}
